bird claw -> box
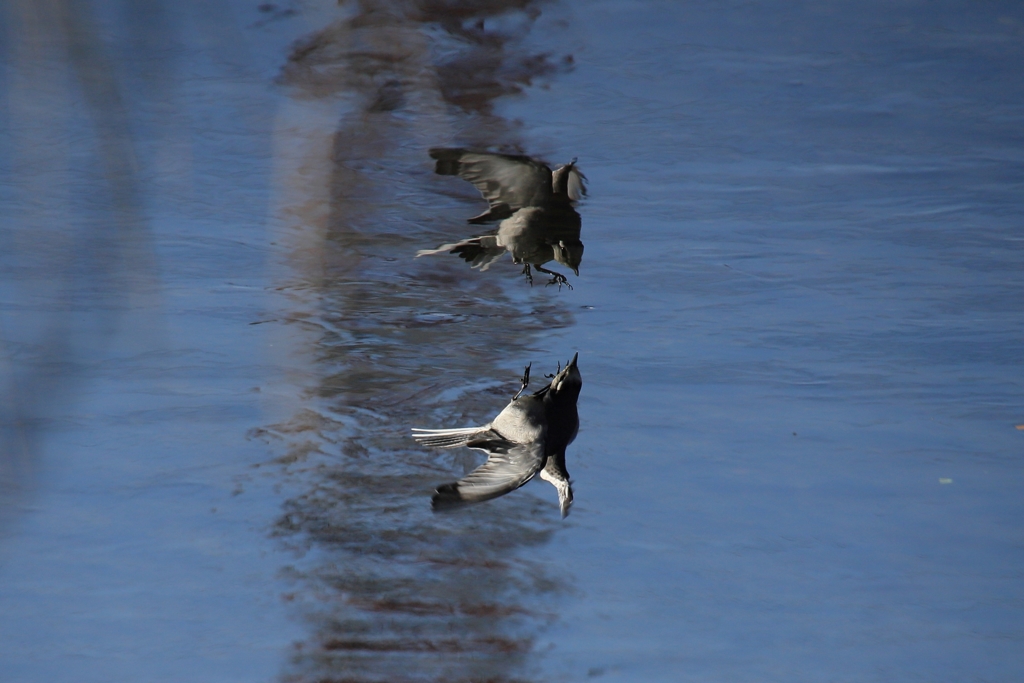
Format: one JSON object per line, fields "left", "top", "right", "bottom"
{"left": 545, "top": 273, "right": 572, "bottom": 291}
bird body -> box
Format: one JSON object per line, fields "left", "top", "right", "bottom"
{"left": 491, "top": 394, "right": 547, "bottom": 444}
{"left": 413, "top": 354, "right": 582, "bottom": 517}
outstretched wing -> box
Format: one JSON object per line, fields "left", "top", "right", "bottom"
{"left": 431, "top": 433, "right": 545, "bottom": 511}
{"left": 430, "top": 148, "right": 552, "bottom": 222}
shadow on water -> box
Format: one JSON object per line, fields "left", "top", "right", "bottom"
{"left": 257, "top": 2, "right": 580, "bottom": 681}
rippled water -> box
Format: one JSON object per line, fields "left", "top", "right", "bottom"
{"left": 2, "top": 1, "right": 1022, "bottom": 682}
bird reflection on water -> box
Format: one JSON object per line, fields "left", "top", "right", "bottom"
{"left": 414, "top": 354, "right": 582, "bottom": 518}
{"left": 418, "top": 148, "right": 586, "bottom": 289}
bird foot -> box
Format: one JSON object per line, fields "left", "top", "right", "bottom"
{"left": 533, "top": 264, "right": 572, "bottom": 291}
{"left": 544, "top": 360, "right": 561, "bottom": 379}
{"left": 513, "top": 363, "right": 532, "bottom": 400}
{"left": 521, "top": 263, "right": 534, "bottom": 286}
{"left": 545, "top": 272, "right": 572, "bottom": 291}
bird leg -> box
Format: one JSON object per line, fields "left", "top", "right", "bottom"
{"left": 521, "top": 263, "right": 534, "bottom": 286}
{"left": 513, "top": 363, "right": 532, "bottom": 400}
{"left": 534, "top": 264, "right": 573, "bottom": 290}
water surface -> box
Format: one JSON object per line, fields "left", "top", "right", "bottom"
{"left": 1, "top": 1, "right": 1022, "bottom": 682}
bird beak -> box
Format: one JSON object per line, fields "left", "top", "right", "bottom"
{"left": 572, "top": 267, "right": 579, "bottom": 276}
{"left": 567, "top": 352, "right": 578, "bottom": 369}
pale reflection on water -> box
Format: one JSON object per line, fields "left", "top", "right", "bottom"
{"left": 1, "top": 0, "right": 161, "bottom": 533}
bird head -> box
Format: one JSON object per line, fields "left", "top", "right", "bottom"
{"left": 548, "top": 352, "right": 582, "bottom": 399}
{"left": 553, "top": 239, "right": 584, "bottom": 276}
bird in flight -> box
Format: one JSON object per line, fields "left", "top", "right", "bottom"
{"left": 418, "top": 148, "right": 587, "bottom": 289}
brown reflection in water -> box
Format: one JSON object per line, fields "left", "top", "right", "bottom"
{"left": 263, "top": 2, "right": 576, "bottom": 682}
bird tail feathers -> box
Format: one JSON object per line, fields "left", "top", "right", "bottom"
{"left": 416, "top": 237, "right": 503, "bottom": 271}
{"left": 415, "top": 244, "right": 459, "bottom": 258}
{"left": 411, "top": 426, "right": 484, "bottom": 448}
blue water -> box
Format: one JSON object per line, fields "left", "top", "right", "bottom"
{"left": 1, "top": 1, "right": 1022, "bottom": 682}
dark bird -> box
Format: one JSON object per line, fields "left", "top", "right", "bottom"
{"left": 413, "top": 353, "right": 582, "bottom": 517}
{"left": 418, "top": 148, "right": 586, "bottom": 288}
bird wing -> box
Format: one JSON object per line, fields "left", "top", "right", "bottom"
{"left": 431, "top": 433, "right": 545, "bottom": 510}
{"left": 430, "top": 148, "right": 553, "bottom": 221}
{"left": 412, "top": 426, "right": 487, "bottom": 449}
